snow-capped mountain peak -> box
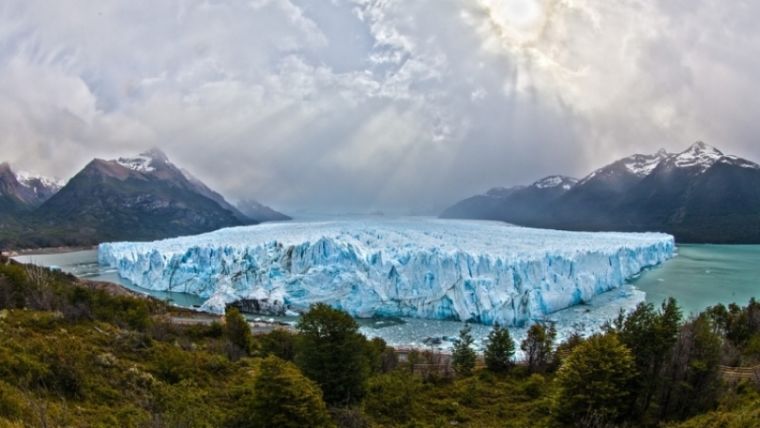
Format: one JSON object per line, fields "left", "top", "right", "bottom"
{"left": 116, "top": 148, "right": 170, "bottom": 173}
{"left": 532, "top": 175, "right": 578, "bottom": 190}
{"left": 672, "top": 141, "right": 724, "bottom": 171}
{"left": 116, "top": 155, "right": 155, "bottom": 173}
{"left": 15, "top": 171, "right": 65, "bottom": 193}
{"left": 622, "top": 150, "right": 672, "bottom": 177}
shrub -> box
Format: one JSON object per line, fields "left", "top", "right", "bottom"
{"left": 224, "top": 307, "right": 254, "bottom": 358}
{"left": 229, "top": 356, "right": 333, "bottom": 428}
{"left": 363, "top": 371, "right": 422, "bottom": 424}
{"left": 554, "top": 334, "right": 636, "bottom": 426}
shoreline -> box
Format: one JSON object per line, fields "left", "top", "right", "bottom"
{"left": 3, "top": 245, "right": 98, "bottom": 257}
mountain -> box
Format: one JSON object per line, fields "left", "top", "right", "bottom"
{"left": 16, "top": 172, "right": 64, "bottom": 205}
{"left": 441, "top": 175, "right": 578, "bottom": 226}
{"left": 1, "top": 149, "right": 256, "bottom": 248}
{"left": 236, "top": 199, "right": 291, "bottom": 222}
{"left": 441, "top": 142, "right": 760, "bottom": 243}
{"left": 0, "top": 163, "right": 62, "bottom": 212}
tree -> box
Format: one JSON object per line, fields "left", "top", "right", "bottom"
{"left": 658, "top": 314, "right": 722, "bottom": 421}
{"left": 229, "top": 356, "right": 333, "bottom": 428}
{"left": 452, "top": 324, "right": 477, "bottom": 377}
{"left": 259, "top": 329, "right": 297, "bottom": 361}
{"left": 616, "top": 298, "right": 681, "bottom": 419}
{"left": 363, "top": 337, "right": 398, "bottom": 374}
{"left": 521, "top": 323, "right": 556, "bottom": 373}
{"left": 484, "top": 322, "right": 515, "bottom": 373}
{"left": 554, "top": 333, "right": 637, "bottom": 426}
{"left": 295, "top": 303, "right": 370, "bottom": 406}
{"left": 224, "top": 307, "right": 253, "bottom": 357}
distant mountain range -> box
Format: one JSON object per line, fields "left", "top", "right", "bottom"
{"left": 0, "top": 149, "right": 289, "bottom": 249}
{"left": 441, "top": 142, "right": 760, "bottom": 243}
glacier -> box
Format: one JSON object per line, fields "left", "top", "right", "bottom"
{"left": 98, "top": 217, "right": 675, "bottom": 326}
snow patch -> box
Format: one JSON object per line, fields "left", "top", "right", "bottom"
{"left": 15, "top": 171, "right": 64, "bottom": 194}
{"left": 116, "top": 155, "right": 155, "bottom": 173}
{"left": 532, "top": 175, "right": 578, "bottom": 190}
{"left": 720, "top": 155, "right": 760, "bottom": 170}
{"left": 673, "top": 142, "right": 724, "bottom": 172}
{"left": 116, "top": 149, "right": 170, "bottom": 174}
{"left": 623, "top": 149, "right": 670, "bottom": 177}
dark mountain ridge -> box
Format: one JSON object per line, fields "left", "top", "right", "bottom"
{"left": 441, "top": 142, "right": 760, "bottom": 243}
{"left": 0, "top": 149, "right": 290, "bottom": 249}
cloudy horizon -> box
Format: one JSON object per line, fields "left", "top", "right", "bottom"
{"left": 2, "top": 0, "right": 760, "bottom": 214}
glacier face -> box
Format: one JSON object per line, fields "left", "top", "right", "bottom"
{"left": 98, "top": 217, "right": 675, "bottom": 326}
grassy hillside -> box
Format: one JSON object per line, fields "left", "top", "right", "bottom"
{"left": 0, "top": 258, "right": 758, "bottom": 427}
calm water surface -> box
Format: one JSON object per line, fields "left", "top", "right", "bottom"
{"left": 12, "top": 249, "right": 205, "bottom": 308}
{"left": 632, "top": 244, "right": 760, "bottom": 315}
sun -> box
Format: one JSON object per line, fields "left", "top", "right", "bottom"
{"left": 481, "top": 0, "right": 549, "bottom": 46}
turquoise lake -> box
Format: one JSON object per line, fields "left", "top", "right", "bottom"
{"left": 632, "top": 244, "right": 760, "bottom": 316}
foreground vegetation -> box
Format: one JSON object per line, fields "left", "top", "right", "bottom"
{"left": 0, "top": 257, "right": 758, "bottom": 427}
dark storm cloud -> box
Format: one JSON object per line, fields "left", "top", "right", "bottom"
{"left": 1, "top": 0, "right": 759, "bottom": 214}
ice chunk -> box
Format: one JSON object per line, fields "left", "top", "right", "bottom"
{"left": 98, "top": 217, "right": 675, "bottom": 325}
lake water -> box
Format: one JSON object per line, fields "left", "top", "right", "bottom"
{"left": 12, "top": 249, "right": 205, "bottom": 308}
{"left": 633, "top": 244, "right": 760, "bottom": 316}
{"left": 12, "top": 244, "right": 759, "bottom": 350}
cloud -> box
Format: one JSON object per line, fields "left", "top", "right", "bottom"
{"left": 0, "top": 0, "right": 759, "bottom": 213}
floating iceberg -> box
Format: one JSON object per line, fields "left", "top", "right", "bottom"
{"left": 98, "top": 217, "right": 675, "bottom": 326}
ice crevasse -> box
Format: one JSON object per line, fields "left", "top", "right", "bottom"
{"left": 98, "top": 218, "right": 675, "bottom": 326}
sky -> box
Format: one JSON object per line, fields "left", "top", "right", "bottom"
{"left": 1, "top": 0, "right": 760, "bottom": 214}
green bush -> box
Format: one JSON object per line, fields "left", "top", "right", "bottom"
{"left": 364, "top": 371, "right": 422, "bottom": 424}
{"left": 228, "top": 356, "right": 333, "bottom": 428}
{"left": 554, "top": 334, "right": 636, "bottom": 426}
{"left": 224, "top": 307, "right": 254, "bottom": 358}
{"left": 0, "top": 381, "right": 26, "bottom": 422}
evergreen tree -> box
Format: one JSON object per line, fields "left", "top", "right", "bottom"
{"left": 295, "top": 303, "right": 370, "bottom": 406}
{"left": 484, "top": 322, "right": 515, "bottom": 373}
{"left": 520, "top": 323, "right": 556, "bottom": 373}
{"left": 555, "top": 333, "right": 637, "bottom": 426}
{"left": 230, "top": 356, "right": 333, "bottom": 428}
{"left": 225, "top": 307, "right": 253, "bottom": 356}
{"left": 452, "top": 324, "right": 477, "bottom": 377}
